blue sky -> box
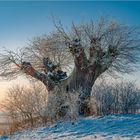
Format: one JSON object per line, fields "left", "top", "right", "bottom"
{"left": 0, "top": 1, "right": 140, "bottom": 50}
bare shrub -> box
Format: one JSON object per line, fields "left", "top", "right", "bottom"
{"left": 91, "top": 80, "right": 140, "bottom": 115}
{"left": 115, "top": 82, "right": 140, "bottom": 114}
{"left": 1, "top": 82, "right": 48, "bottom": 130}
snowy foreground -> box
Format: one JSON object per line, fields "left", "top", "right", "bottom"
{"left": 1, "top": 114, "right": 140, "bottom": 140}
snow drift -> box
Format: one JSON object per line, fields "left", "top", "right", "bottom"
{"left": 1, "top": 114, "right": 140, "bottom": 140}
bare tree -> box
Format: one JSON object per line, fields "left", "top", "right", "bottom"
{"left": 0, "top": 18, "right": 140, "bottom": 115}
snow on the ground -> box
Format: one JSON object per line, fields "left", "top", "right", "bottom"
{"left": 1, "top": 114, "right": 140, "bottom": 140}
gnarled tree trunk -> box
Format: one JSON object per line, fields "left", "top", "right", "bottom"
{"left": 67, "top": 68, "right": 93, "bottom": 115}
{"left": 66, "top": 64, "right": 104, "bottom": 115}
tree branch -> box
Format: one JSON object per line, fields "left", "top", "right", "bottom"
{"left": 69, "top": 39, "right": 88, "bottom": 70}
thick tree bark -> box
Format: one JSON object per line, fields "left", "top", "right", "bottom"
{"left": 66, "top": 65, "right": 100, "bottom": 116}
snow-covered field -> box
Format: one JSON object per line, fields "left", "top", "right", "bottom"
{"left": 1, "top": 114, "right": 140, "bottom": 140}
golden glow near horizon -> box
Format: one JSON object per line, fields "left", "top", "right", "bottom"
{"left": 0, "top": 82, "right": 8, "bottom": 101}
{"left": 0, "top": 77, "right": 31, "bottom": 102}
